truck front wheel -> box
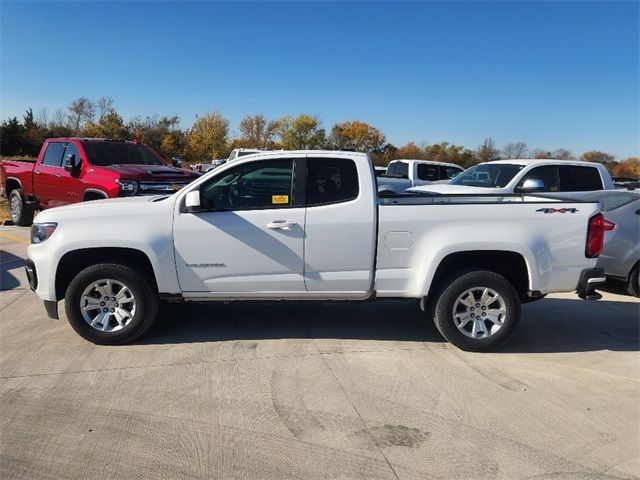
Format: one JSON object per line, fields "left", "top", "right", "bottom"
{"left": 431, "top": 270, "right": 521, "bottom": 351}
{"left": 64, "top": 263, "right": 159, "bottom": 345}
{"left": 9, "top": 188, "right": 34, "bottom": 226}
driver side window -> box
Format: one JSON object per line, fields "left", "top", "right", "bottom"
{"left": 200, "top": 159, "right": 294, "bottom": 210}
{"left": 517, "top": 166, "right": 560, "bottom": 192}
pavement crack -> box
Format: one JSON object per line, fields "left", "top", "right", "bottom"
{"left": 0, "top": 289, "right": 29, "bottom": 311}
{"left": 303, "top": 322, "right": 401, "bottom": 480}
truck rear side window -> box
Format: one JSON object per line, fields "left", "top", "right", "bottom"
{"left": 386, "top": 162, "right": 409, "bottom": 178}
{"left": 41, "top": 142, "right": 66, "bottom": 167}
{"left": 417, "top": 164, "right": 439, "bottom": 181}
{"left": 561, "top": 166, "right": 603, "bottom": 191}
{"left": 306, "top": 158, "right": 359, "bottom": 206}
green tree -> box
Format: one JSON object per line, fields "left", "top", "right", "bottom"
{"left": 279, "top": 114, "right": 326, "bottom": 150}
{"left": 329, "top": 120, "right": 386, "bottom": 153}
{"left": 186, "top": 111, "right": 230, "bottom": 161}
{"left": 580, "top": 150, "right": 615, "bottom": 164}
{"left": 83, "top": 109, "right": 128, "bottom": 139}
{"left": 237, "top": 114, "right": 281, "bottom": 149}
{"left": 22, "top": 108, "right": 46, "bottom": 156}
{"left": 424, "top": 142, "right": 474, "bottom": 167}
{"left": 129, "top": 115, "right": 187, "bottom": 158}
{"left": 0, "top": 117, "right": 27, "bottom": 156}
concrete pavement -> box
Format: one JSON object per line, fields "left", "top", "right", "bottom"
{"left": 1, "top": 225, "right": 639, "bottom": 479}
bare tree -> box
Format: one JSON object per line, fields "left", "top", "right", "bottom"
{"left": 35, "top": 107, "right": 49, "bottom": 127}
{"left": 67, "top": 97, "right": 95, "bottom": 134}
{"left": 96, "top": 96, "right": 115, "bottom": 122}
{"left": 475, "top": 138, "right": 501, "bottom": 162}
{"left": 51, "top": 108, "right": 67, "bottom": 128}
{"left": 501, "top": 142, "right": 528, "bottom": 159}
{"left": 552, "top": 148, "right": 575, "bottom": 160}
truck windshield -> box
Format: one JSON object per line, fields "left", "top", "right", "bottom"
{"left": 81, "top": 142, "right": 165, "bottom": 166}
{"left": 450, "top": 163, "right": 524, "bottom": 188}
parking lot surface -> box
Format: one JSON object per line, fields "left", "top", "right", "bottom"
{"left": 1, "top": 225, "right": 639, "bottom": 480}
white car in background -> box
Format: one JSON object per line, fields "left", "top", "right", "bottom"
{"left": 407, "top": 159, "right": 615, "bottom": 196}
{"left": 227, "top": 148, "right": 262, "bottom": 162}
{"left": 377, "top": 159, "right": 464, "bottom": 195}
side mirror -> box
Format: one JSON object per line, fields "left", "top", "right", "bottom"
{"left": 518, "top": 178, "right": 545, "bottom": 193}
{"left": 64, "top": 154, "right": 81, "bottom": 175}
{"left": 184, "top": 190, "right": 202, "bottom": 213}
{"left": 172, "top": 157, "right": 183, "bottom": 168}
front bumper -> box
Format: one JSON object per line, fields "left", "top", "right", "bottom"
{"left": 576, "top": 267, "right": 606, "bottom": 300}
{"left": 24, "top": 258, "right": 37, "bottom": 291}
{"left": 25, "top": 258, "right": 59, "bottom": 319}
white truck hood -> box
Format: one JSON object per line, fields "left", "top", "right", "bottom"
{"left": 34, "top": 195, "right": 168, "bottom": 223}
{"left": 406, "top": 184, "right": 501, "bottom": 194}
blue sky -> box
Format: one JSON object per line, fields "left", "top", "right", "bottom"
{"left": 1, "top": 1, "right": 638, "bottom": 158}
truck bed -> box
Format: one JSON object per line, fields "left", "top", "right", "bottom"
{"left": 375, "top": 193, "right": 600, "bottom": 298}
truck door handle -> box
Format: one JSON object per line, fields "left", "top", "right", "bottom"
{"left": 55, "top": 173, "right": 61, "bottom": 178}
{"left": 267, "top": 220, "right": 296, "bottom": 230}
{"left": 34, "top": 170, "right": 40, "bottom": 175}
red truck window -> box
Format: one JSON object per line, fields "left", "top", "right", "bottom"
{"left": 42, "top": 142, "right": 66, "bottom": 167}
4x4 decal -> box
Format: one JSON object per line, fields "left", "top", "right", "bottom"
{"left": 536, "top": 207, "right": 579, "bottom": 214}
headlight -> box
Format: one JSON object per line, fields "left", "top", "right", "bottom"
{"left": 116, "top": 179, "right": 139, "bottom": 196}
{"left": 31, "top": 223, "right": 57, "bottom": 244}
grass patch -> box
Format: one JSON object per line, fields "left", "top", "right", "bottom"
{"left": 0, "top": 197, "right": 11, "bottom": 222}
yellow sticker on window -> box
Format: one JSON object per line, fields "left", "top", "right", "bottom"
{"left": 272, "top": 195, "right": 289, "bottom": 204}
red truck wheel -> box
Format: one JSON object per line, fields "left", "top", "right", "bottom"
{"left": 9, "top": 189, "right": 34, "bottom": 226}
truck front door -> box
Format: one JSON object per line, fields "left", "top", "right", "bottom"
{"left": 33, "top": 141, "right": 66, "bottom": 209}
{"left": 173, "top": 158, "right": 306, "bottom": 295}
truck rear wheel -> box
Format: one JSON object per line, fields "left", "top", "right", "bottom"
{"left": 431, "top": 270, "right": 521, "bottom": 351}
{"left": 9, "top": 188, "right": 34, "bottom": 226}
{"left": 64, "top": 263, "right": 159, "bottom": 345}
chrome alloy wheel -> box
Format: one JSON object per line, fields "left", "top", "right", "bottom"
{"left": 452, "top": 287, "right": 506, "bottom": 339}
{"left": 9, "top": 194, "right": 21, "bottom": 221}
{"left": 80, "top": 279, "right": 136, "bottom": 332}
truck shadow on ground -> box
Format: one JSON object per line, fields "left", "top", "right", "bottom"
{"left": 141, "top": 296, "right": 639, "bottom": 354}
{"left": 0, "top": 249, "right": 24, "bottom": 291}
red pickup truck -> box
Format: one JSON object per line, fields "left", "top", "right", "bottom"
{"left": 1, "top": 138, "right": 200, "bottom": 225}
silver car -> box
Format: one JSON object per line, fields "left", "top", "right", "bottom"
{"left": 578, "top": 191, "right": 640, "bottom": 297}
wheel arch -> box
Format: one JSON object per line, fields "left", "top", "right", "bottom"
{"left": 5, "top": 177, "right": 23, "bottom": 195}
{"left": 83, "top": 189, "right": 108, "bottom": 201}
{"left": 55, "top": 247, "right": 158, "bottom": 300}
{"left": 424, "top": 250, "right": 532, "bottom": 302}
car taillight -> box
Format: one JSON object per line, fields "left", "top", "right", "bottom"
{"left": 604, "top": 218, "right": 616, "bottom": 231}
{"left": 586, "top": 213, "right": 609, "bottom": 258}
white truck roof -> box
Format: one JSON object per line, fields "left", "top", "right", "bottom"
{"left": 390, "top": 159, "right": 463, "bottom": 170}
{"left": 489, "top": 159, "right": 598, "bottom": 167}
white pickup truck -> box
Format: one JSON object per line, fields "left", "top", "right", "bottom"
{"left": 26, "top": 151, "right": 607, "bottom": 351}
{"left": 377, "top": 159, "right": 464, "bottom": 195}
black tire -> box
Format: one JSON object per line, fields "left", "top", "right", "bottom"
{"left": 431, "top": 270, "right": 521, "bottom": 352}
{"left": 64, "top": 263, "right": 159, "bottom": 345}
{"left": 627, "top": 264, "right": 639, "bottom": 298}
{"left": 9, "top": 188, "right": 34, "bottom": 226}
